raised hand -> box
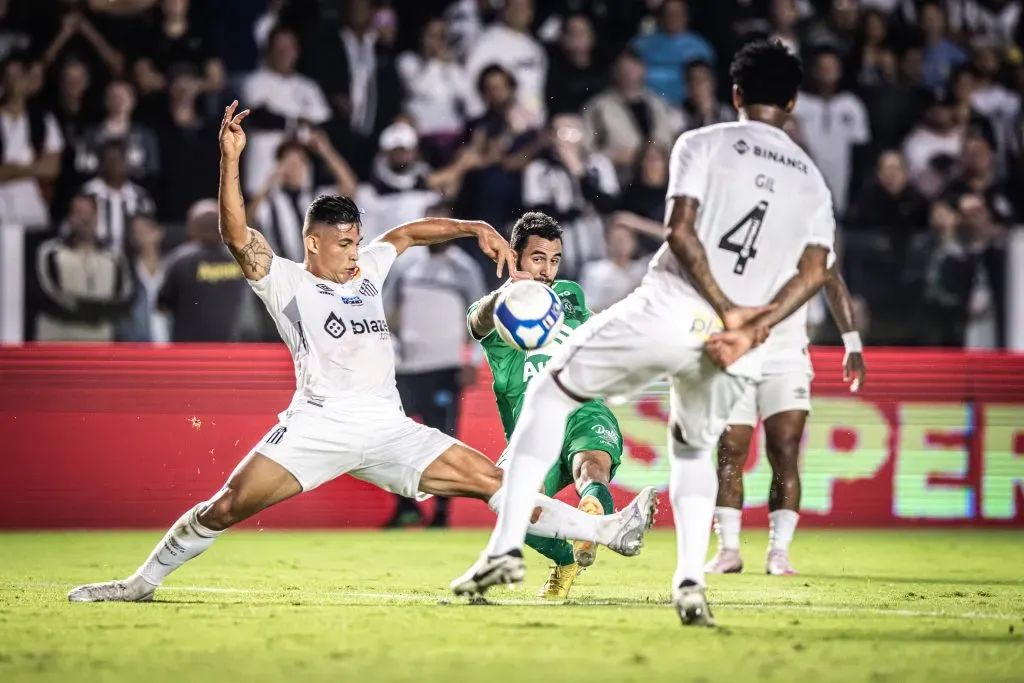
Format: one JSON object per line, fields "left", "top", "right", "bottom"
{"left": 219, "top": 100, "right": 250, "bottom": 161}
{"left": 475, "top": 224, "right": 518, "bottom": 278}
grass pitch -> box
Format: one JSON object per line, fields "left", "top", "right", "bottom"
{"left": 1, "top": 529, "right": 1022, "bottom": 683}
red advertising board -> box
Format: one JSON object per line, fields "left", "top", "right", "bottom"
{"left": 0, "top": 344, "right": 1022, "bottom": 529}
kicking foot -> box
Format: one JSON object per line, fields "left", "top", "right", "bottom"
{"left": 766, "top": 549, "right": 797, "bottom": 575}
{"left": 538, "top": 563, "right": 581, "bottom": 600}
{"left": 604, "top": 486, "right": 658, "bottom": 559}
{"left": 68, "top": 575, "right": 156, "bottom": 603}
{"left": 572, "top": 495, "right": 604, "bottom": 567}
{"left": 705, "top": 548, "right": 744, "bottom": 574}
{"left": 450, "top": 550, "right": 526, "bottom": 597}
{"left": 674, "top": 580, "right": 715, "bottom": 627}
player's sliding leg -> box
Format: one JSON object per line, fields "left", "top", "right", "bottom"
{"left": 762, "top": 410, "right": 807, "bottom": 575}
{"left": 570, "top": 449, "right": 616, "bottom": 568}
{"left": 706, "top": 424, "right": 755, "bottom": 574}
{"left": 434, "top": 438, "right": 657, "bottom": 596}
{"left": 68, "top": 453, "right": 302, "bottom": 602}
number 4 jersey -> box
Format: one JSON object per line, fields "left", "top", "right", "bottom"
{"left": 646, "top": 120, "right": 836, "bottom": 313}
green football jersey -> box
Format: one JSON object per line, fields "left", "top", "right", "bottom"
{"left": 469, "top": 280, "right": 598, "bottom": 441}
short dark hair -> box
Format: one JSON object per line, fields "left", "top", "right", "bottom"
{"left": 70, "top": 192, "right": 99, "bottom": 212}
{"left": 477, "top": 63, "right": 517, "bottom": 97}
{"left": 510, "top": 212, "right": 562, "bottom": 254}
{"left": 685, "top": 59, "right": 714, "bottom": 78}
{"left": 268, "top": 25, "right": 297, "bottom": 47}
{"left": 304, "top": 195, "right": 361, "bottom": 233}
{"left": 729, "top": 39, "right": 803, "bottom": 109}
{"left": 275, "top": 139, "right": 309, "bottom": 161}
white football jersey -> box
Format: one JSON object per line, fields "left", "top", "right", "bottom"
{"left": 248, "top": 240, "right": 402, "bottom": 412}
{"left": 647, "top": 120, "right": 836, "bottom": 311}
{"left": 761, "top": 248, "right": 837, "bottom": 375}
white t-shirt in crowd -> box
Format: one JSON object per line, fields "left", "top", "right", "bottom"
{"left": 241, "top": 68, "right": 332, "bottom": 194}
{"left": 0, "top": 111, "right": 64, "bottom": 228}
{"left": 396, "top": 53, "right": 478, "bottom": 136}
{"left": 901, "top": 126, "right": 964, "bottom": 184}
{"left": 464, "top": 24, "right": 548, "bottom": 126}
{"left": 792, "top": 92, "right": 870, "bottom": 217}
{"left": 579, "top": 258, "right": 648, "bottom": 313}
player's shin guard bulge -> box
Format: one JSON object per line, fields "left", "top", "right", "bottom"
{"left": 68, "top": 503, "right": 223, "bottom": 603}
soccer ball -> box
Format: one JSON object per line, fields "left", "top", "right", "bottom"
{"left": 493, "top": 280, "right": 564, "bottom": 351}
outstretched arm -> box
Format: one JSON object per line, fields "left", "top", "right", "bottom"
{"left": 377, "top": 218, "right": 516, "bottom": 277}
{"left": 217, "top": 100, "right": 275, "bottom": 281}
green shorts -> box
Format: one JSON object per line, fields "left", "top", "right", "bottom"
{"left": 496, "top": 400, "right": 624, "bottom": 497}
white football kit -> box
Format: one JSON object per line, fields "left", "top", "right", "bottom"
{"left": 246, "top": 240, "right": 455, "bottom": 497}
{"left": 548, "top": 120, "right": 836, "bottom": 449}
{"left": 727, "top": 248, "right": 838, "bottom": 426}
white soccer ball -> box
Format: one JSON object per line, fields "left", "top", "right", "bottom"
{"left": 493, "top": 280, "right": 564, "bottom": 351}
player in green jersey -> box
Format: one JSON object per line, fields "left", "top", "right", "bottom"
{"left": 467, "top": 212, "right": 625, "bottom": 600}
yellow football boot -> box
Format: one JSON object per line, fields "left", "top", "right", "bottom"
{"left": 537, "top": 562, "right": 581, "bottom": 600}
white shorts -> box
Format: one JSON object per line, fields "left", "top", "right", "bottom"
{"left": 251, "top": 402, "right": 457, "bottom": 498}
{"left": 549, "top": 286, "right": 754, "bottom": 450}
{"left": 728, "top": 370, "right": 812, "bottom": 427}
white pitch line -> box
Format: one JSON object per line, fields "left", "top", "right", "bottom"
{"left": 1, "top": 581, "right": 1019, "bottom": 622}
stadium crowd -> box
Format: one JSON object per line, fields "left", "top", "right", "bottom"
{"left": 0, "top": 0, "right": 1021, "bottom": 350}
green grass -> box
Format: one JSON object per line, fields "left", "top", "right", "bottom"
{"left": 1, "top": 530, "right": 1023, "bottom": 683}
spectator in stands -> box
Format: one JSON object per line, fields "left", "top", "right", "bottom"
{"left": 848, "top": 9, "right": 892, "bottom": 89}
{"left": 397, "top": 17, "right": 476, "bottom": 167}
{"left": 466, "top": 0, "right": 548, "bottom": 126}
{"left": 793, "top": 47, "right": 871, "bottom": 218}
{"left": 907, "top": 194, "right": 1006, "bottom": 348}
{"left": 81, "top": 138, "right": 155, "bottom": 252}
{"left": 902, "top": 90, "right": 965, "bottom": 196}
{"left": 770, "top": 0, "right": 801, "bottom": 58}
{"left": 696, "top": 0, "right": 774, "bottom": 77}
{"left": 76, "top": 80, "right": 160, "bottom": 189}
{"left": 545, "top": 13, "right": 607, "bottom": 117}
{"left": 458, "top": 64, "right": 542, "bottom": 261}
{"left": 946, "top": 0, "right": 1021, "bottom": 44}
{"left": 579, "top": 223, "right": 647, "bottom": 313}
{"left": 35, "top": 192, "right": 134, "bottom": 342}
{"left": 38, "top": 6, "right": 124, "bottom": 85}
{"left": 801, "top": 0, "right": 861, "bottom": 59}
{"left": 133, "top": 0, "right": 225, "bottom": 99}
{"left": 945, "top": 132, "right": 1016, "bottom": 224}
{"left": 581, "top": 47, "right": 682, "bottom": 177}
{"left": 522, "top": 113, "right": 619, "bottom": 279}
{"left": 0, "top": 53, "right": 64, "bottom": 230}
{"left": 969, "top": 42, "right": 1019, "bottom": 167}
{"left": 155, "top": 65, "right": 219, "bottom": 222}
{"left": 949, "top": 65, "right": 997, "bottom": 145}
{"left": 158, "top": 199, "right": 248, "bottom": 342}
{"left": 117, "top": 211, "right": 168, "bottom": 342}
{"left": 919, "top": 1, "right": 968, "bottom": 90}
{"left": 861, "top": 47, "right": 925, "bottom": 153}
{"left": 615, "top": 142, "right": 670, "bottom": 254}
{"left": 631, "top": 0, "right": 714, "bottom": 104}
{"left": 247, "top": 132, "right": 358, "bottom": 262}
{"left": 680, "top": 60, "right": 734, "bottom": 132}
{"left": 49, "top": 57, "right": 98, "bottom": 216}
{"left": 253, "top": 0, "right": 284, "bottom": 56}
{"left": 241, "top": 25, "right": 331, "bottom": 194}
{"left": 848, "top": 150, "right": 930, "bottom": 238}
{"left": 383, "top": 202, "right": 485, "bottom": 528}
{"left": 445, "top": 0, "right": 499, "bottom": 62}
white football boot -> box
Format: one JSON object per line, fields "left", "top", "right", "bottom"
{"left": 68, "top": 574, "right": 157, "bottom": 602}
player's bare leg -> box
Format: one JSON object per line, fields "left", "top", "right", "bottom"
{"left": 68, "top": 454, "right": 302, "bottom": 602}
{"left": 442, "top": 438, "right": 657, "bottom": 597}
{"left": 706, "top": 425, "right": 754, "bottom": 574}
{"left": 570, "top": 449, "right": 614, "bottom": 568}
{"left": 763, "top": 410, "right": 806, "bottom": 575}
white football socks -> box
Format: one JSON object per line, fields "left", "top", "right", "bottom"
{"left": 135, "top": 503, "right": 223, "bottom": 586}
{"left": 486, "top": 374, "right": 580, "bottom": 557}
{"left": 669, "top": 440, "right": 718, "bottom": 590}
{"left": 768, "top": 509, "right": 799, "bottom": 552}
{"left": 713, "top": 507, "right": 742, "bottom": 551}
{"left": 487, "top": 488, "right": 609, "bottom": 544}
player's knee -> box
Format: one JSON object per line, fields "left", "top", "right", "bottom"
{"left": 197, "top": 489, "right": 249, "bottom": 531}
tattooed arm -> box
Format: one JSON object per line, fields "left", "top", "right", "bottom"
{"left": 217, "top": 100, "right": 274, "bottom": 280}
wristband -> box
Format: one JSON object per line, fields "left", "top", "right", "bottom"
{"left": 842, "top": 332, "right": 863, "bottom": 354}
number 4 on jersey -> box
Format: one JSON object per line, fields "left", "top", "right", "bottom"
{"left": 718, "top": 200, "right": 769, "bottom": 275}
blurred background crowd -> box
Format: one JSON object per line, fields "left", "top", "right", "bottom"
{"left": 0, "top": 0, "right": 1022, "bottom": 352}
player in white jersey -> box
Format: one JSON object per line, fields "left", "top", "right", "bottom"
{"left": 706, "top": 261, "right": 867, "bottom": 576}
{"left": 67, "top": 101, "right": 659, "bottom": 603}
{"left": 452, "top": 41, "right": 836, "bottom": 626}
